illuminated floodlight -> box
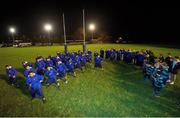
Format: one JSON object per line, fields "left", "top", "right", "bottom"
{"left": 44, "top": 24, "right": 52, "bottom": 31}
{"left": 9, "top": 27, "right": 15, "bottom": 33}
{"left": 89, "top": 23, "right": 95, "bottom": 31}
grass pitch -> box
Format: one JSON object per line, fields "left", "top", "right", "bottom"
{"left": 0, "top": 44, "right": 180, "bottom": 116}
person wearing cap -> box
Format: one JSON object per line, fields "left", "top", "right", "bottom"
{"left": 25, "top": 71, "right": 46, "bottom": 103}
{"left": 45, "top": 66, "right": 60, "bottom": 89}
{"left": 5, "top": 65, "right": 18, "bottom": 87}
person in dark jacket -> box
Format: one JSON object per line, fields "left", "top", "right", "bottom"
{"left": 170, "top": 56, "right": 180, "bottom": 85}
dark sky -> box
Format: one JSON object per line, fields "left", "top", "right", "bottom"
{"left": 0, "top": 0, "right": 179, "bottom": 43}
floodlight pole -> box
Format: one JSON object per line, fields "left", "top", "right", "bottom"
{"left": 63, "top": 13, "right": 67, "bottom": 54}
{"left": 83, "top": 9, "right": 86, "bottom": 53}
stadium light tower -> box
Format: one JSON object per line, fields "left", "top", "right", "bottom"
{"left": 62, "top": 13, "right": 67, "bottom": 53}
{"left": 89, "top": 23, "right": 95, "bottom": 40}
{"left": 44, "top": 24, "right": 52, "bottom": 45}
{"left": 9, "top": 27, "right": 16, "bottom": 46}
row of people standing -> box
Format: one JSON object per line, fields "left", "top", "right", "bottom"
{"left": 5, "top": 50, "right": 103, "bottom": 103}
{"left": 97, "top": 48, "right": 180, "bottom": 97}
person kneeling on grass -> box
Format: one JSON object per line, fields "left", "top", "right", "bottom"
{"left": 94, "top": 54, "right": 103, "bottom": 69}
{"left": 36, "top": 57, "right": 46, "bottom": 75}
{"left": 74, "top": 55, "right": 83, "bottom": 71}
{"left": 45, "top": 57, "right": 54, "bottom": 67}
{"left": 25, "top": 71, "right": 46, "bottom": 103}
{"left": 56, "top": 61, "right": 68, "bottom": 84}
{"left": 22, "top": 61, "right": 33, "bottom": 69}
{"left": 45, "top": 66, "right": 60, "bottom": 89}
{"left": 66, "top": 59, "right": 76, "bottom": 77}
{"left": 5, "top": 65, "right": 19, "bottom": 87}
{"left": 23, "top": 66, "right": 36, "bottom": 78}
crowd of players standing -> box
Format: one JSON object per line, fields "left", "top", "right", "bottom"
{"left": 5, "top": 48, "right": 180, "bottom": 103}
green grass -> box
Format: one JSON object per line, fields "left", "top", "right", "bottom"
{"left": 0, "top": 44, "right": 180, "bottom": 117}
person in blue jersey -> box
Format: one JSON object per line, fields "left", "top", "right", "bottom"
{"left": 105, "top": 49, "right": 110, "bottom": 59}
{"left": 100, "top": 49, "right": 104, "bottom": 59}
{"left": 22, "top": 61, "right": 33, "bottom": 69}
{"left": 46, "top": 57, "right": 54, "bottom": 67}
{"left": 56, "top": 61, "right": 68, "bottom": 83}
{"left": 25, "top": 71, "right": 46, "bottom": 102}
{"left": 23, "top": 66, "right": 36, "bottom": 78}
{"left": 126, "top": 50, "right": 133, "bottom": 64}
{"left": 120, "top": 49, "right": 124, "bottom": 61}
{"left": 60, "top": 54, "right": 66, "bottom": 63}
{"left": 116, "top": 49, "right": 121, "bottom": 61}
{"left": 94, "top": 54, "right": 103, "bottom": 69}
{"left": 122, "top": 50, "right": 127, "bottom": 62}
{"left": 49, "top": 55, "right": 57, "bottom": 66}
{"left": 56, "top": 56, "right": 62, "bottom": 63}
{"left": 66, "top": 59, "right": 76, "bottom": 77}
{"left": 5, "top": 65, "right": 19, "bottom": 87}
{"left": 169, "top": 57, "right": 180, "bottom": 85}
{"left": 45, "top": 66, "right": 60, "bottom": 89}
{"left": 136, "top": 52, "right": 145, "bottom": 67}
{"left": 36, "top": 57, "right": 46, "bottom": 75}
{"left": 85, "top": 52, "right": 92, "bottom": 63}
{"left": 87, "top": 50, "right": 92, "bottom": 58}
{"left": 80, "top": 55, "right": 87, "bottom": 68}
{"left": 74, "top": 55, "right": 83, "bottom": 71}
{"left": 110, "top": 49, "right": 116, "bottom": 61}
{"left": 57, "top": 51, "right": 62, "bottom": 58}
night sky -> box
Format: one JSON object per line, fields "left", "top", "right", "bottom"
{"left": 0, "top": 0, "right": 179, "bottom": 43}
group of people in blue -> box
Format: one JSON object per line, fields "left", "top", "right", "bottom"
{"left": 5, "top": 48, "right": 179, "bottom": 103}
{"left": 5, "top": 49, "right": 103, "bottom": 103}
